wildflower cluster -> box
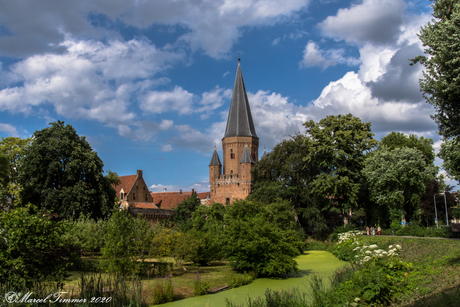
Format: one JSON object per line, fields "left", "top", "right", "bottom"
{"left": 337, "top": 230, "right": 362, "bottom": 243}
{"left": 352, "top": 243, "right": 402, "bottom": 264}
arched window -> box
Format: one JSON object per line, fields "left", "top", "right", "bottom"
{"left": 230, "top": 148, "right": 235, "bottom": 159}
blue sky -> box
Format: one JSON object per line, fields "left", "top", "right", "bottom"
{"left": 0, "top": 0, "right": 456, "bottom": 191}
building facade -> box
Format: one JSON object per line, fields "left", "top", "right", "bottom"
{"left": 209, "top": 60, "right": 259, "bottom": 204}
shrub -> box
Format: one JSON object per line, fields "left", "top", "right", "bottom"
{"left": 229, "top": 272, "right": 253, "bottom": 288}
{"left": 224, "top": 200, "right": 304, "bottom": 276}
{"left": 0, "top": 205, "right": 79, "bottom": 288}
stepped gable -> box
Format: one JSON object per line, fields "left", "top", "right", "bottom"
{"left": 223, "top": 59, "right": 258, "bottom": 139}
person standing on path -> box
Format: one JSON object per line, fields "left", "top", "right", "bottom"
{"left": 378, "top": 226, "right": 381, "bottom": 235}
{"left": 366, "top": 226, "right": 370, "bottom": 235}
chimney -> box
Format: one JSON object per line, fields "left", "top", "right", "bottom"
{"left": 179, "top": 189, "right": 182, "bottom": 194}
{"left": 163, "top": 188, "right": 167, "bottom": 192}
{"left": 137, "top": 170, "right": 143, "bottom": 178}
{"left": 192, "top": 189, "right": 195, "bottom": 194}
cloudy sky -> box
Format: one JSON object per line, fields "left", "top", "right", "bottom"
{"left": 0, "top": 0, "right": 455, "bottom": 191}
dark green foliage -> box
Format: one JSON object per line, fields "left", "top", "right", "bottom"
{"left": 0, "top": 152, "right": 8, "bottom": 201}
{"left": 19, "top": 121, "right": 115, "bottom": 220}
{"left": 412, "top": 0, "right": 460, "bottom": 140}
{"left": 394, "top": 223, "right": 456, "bottom": 238}
{"left": 419, "top": 180, "right": 457, "bottom": 225}
{"left": 223, "top": 199, "right": 304, "bottom": 276}
{"left": 173, "top": 193, "right": 200, "bottom": 231}
{"left": 304, "top": 114, "right": 378, "bottom": 215}
{"left": 0, "top": 205, "right": 79, "bottom": 288}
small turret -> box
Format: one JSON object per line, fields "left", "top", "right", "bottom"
{"left": 209, "top": 145, "right": 222, "bottom": 196}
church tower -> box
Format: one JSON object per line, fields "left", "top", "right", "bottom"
{"left": 209, "top": 59, "right": 259, "bottom": 204}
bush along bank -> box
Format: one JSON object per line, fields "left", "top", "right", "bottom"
{"left": 226, "top": 231, "right": 412, "bottom": 307}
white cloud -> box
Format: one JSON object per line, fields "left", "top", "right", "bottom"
{"left": 149, "top": 184, "right": 178, "bottom": 192}
{"left": 0, "top": 123, "right": 19, "bottom": 137}
{"left": 319, "top": 0, "right": 406, "bottom": 45}
{"left": 300, "top": 41, "right": 360, "bottom": 70}
{"left": 140, "top": 86, "right": 194, "bottom": 115}
{"left": 197, "top": 86, "right": 232, "bottom": 119}
{"left": 0, "top": 37, "right": 182, "bottom": 123}
{"left": 161, "top": 144, "right": 174, "bottom": 152}
{"left": 0, "top": 0, "right": 311, "bottom": 59}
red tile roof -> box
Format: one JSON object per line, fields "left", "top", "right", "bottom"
{"left": 113, "top": 175, "right": 137, "bottom": 198}
{"left": 150, "top": 191, "right": 210, "bottom": 209}
{"left": 129, "top": 202, "right": 158, "bottom": 209}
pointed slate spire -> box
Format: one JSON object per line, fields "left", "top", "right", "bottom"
{"left": 261, "top": 147, "right": 267, "bottom": 159}
{"left": 209, "top": 145, "right": 222, "bottom": 166}
{"left": 240, "top": 145, "right": 254, "bottom": 163}
{"left": 223, "top": 59, "right": 258, "bottom": 139}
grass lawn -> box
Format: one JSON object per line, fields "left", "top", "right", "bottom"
{"left": 358, "top": 236, "right": 460, "bottom": 306}
{"left": 157, "top": 251, "right": 347, "bottom": 307}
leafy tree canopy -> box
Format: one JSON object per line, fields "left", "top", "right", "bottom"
{"left": 363, "top": 147, "right": 438, "bottom": 224}
{"left": 0, "top": 137, "right": 30, "bottom": 208}
{"left": 438, "top": 139, "right": 460, "bottom": 184}
{"left": 379, "top": 131, "right": 435, "bottom": 165}
{"left": 223, "top": 199, "right": 303, "bottom": 276}
{"left": 172, "top": 193, "right": 200, "bottom": 231}
{"left": 412, "top": 0, "right": 460, "bottom": 139}
{"left": 304, "top": 114, "right": 378, "bottom": 213}
{"left": 102, "top": 208, "right": 151, "bottom": 276}
{"left": 19, "top": 121, "right": 115, "bottom": 220}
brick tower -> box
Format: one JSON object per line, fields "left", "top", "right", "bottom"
{"left": 209, "top": 59, "right": 259, "bottom": 204}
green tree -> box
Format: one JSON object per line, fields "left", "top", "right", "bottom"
{"left": 189, "top": 203, "right": 227, "bottom": 265}
{"left": 438, "top": 139, "right": 460, "bottom": 183}
{"left": 304, "top": 114, "right": 378, "bottom": 220}
{"left": 379, "top": 131, "right": 435, "bottom": 165}
{"left": 62, "top": 215, "right": 106, "bottom": 256}
{"left": 0, "top": 205, "right": 79, "bottom": 288}
{"left": 172, "top": 193, "right": 200, "bottom": 231}
{"left": 0, "top": 137, "right": 30, "bottom": 208}
{"left": 224, "top": 199, "right": 303, "bottom": 276}
{"left": 149, "top": 225, "right": 200, "bottom": 271}
{"left": 412, "top": 0, "right": 460, "bottom": 139}
{"left": 19, "top": 121, "right": 115, "bottom": 220}
{"left": 250, "top": 134, "right": 326, "bottom": 233}
{"left": 363, "top": 147, "right": 438, "bottom": 225}
{"left": 102, "top": 208, "right": 151, "bottom": 276}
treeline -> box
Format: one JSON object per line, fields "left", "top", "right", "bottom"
{"left": 250, "top": 113, "right": 459, "bottom": 234}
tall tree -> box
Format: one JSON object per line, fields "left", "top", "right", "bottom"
{"left": 438, "top": 139, "right": 460, "bottom": 184}
{"left": 304, "top": 114, "right": 378, "bottom": 218}
{"left": 363, "top": 147, "right": 438, "bottom": 226}
{"left": 412, "top": 0, "right": 460, "bottom": 140}
{"left": 249, "top": 134, "right": 325, "bottom": 233}
{"left": 379, "top": 132, "right": 435, "bottom": 165}
{"left": 0, "top": 137, "right": 30, "bottom": 208}
{"left": 19, "top": 121, "right": 115, "bottom": 220}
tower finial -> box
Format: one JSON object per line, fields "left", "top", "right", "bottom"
{"left": 238, "top": 52, "right": 241, "bottom": 62}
